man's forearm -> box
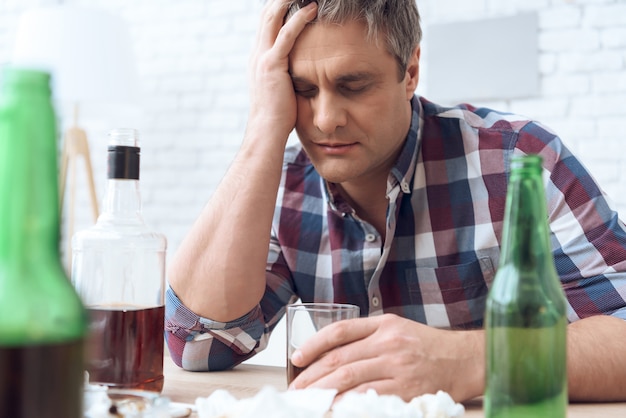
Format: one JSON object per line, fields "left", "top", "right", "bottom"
{"left": 168, "top": 130, "right": 287, "bottom": 322}
{"left": 567, "top": 314, "right": 626, "bottom": 401}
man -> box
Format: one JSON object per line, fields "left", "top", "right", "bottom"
{"left": 165, "top": 0, "right": 626, "bottom": 402}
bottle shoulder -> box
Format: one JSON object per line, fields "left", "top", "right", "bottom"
{"left": 72, "top": 220, "right": 166, "bottom": 249}
{"left": 488, "top": 264, "right": 567, "bottom": 321}
{"left": 0, "top": 262, "right": 87, "bottom": 344}
{"left": 491, "top": 264, "right": 561, "bottom": 295}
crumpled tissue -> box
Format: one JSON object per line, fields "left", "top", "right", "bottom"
{"left": 196, "top": 386, "right": 337, "bottom": 418}
{"left": 332, "top": 389, "right": 465, "bottom": 418}
{"left": 196, "top": 386, "right": 464, "bottom": 418}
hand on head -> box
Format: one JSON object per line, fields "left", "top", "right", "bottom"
{"left": 246, "top": 0, "right": 318, "bottom": 142}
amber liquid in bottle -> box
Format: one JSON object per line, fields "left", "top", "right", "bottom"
{"left": 87, "top": 305, "right": 165, "bottom": 391}
{"left": 0, "top": 342, "right": 84, "bottom": 418}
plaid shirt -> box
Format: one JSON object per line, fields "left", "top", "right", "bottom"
{"left": 165, "top": 95, "right": 626, "bottom": 370}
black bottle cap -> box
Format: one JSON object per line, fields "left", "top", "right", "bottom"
{"left": 107, "top": 145, "right": 140, "bottom": 180}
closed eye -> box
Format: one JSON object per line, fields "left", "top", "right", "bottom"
{"left": 292, "top": 77, "right": 317, "bottom": 98}
{"left": 339, "top": 83, "right": 370, "bottom": 95}
{"left": 336, "top": 72, "right": 377, "bottom": 96}
{"left": 294, "top": 85, "right": 318, "bottom": 98}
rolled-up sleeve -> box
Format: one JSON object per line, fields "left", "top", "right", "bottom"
{"left": 164, "top": 286, "right": 266, "bottom": 371}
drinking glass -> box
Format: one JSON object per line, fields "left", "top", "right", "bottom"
{"left": 286, "top": 303, "right": 360, "bottom": 384}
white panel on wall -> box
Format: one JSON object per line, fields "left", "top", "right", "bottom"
{"left": 425, "top": 12, "right": 539, "bottom": 103}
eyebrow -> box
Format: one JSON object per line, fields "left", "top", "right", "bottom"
{"left": 291, "top": 71, "right": 378, "bottom": 85}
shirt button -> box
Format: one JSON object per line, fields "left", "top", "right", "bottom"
{"left": 365, "top": 233, "right": 376, "bottom": 242}
{"left": 401, "top": 181, "right": 411, "bottom": 193}
{"left": 371, "top": 296, "right": 380, "bottom": 307}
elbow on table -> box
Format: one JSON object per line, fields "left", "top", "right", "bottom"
{"left": 165, "top": 331, "right": 256, "bottom": 372}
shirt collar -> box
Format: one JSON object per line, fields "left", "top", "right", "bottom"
{"left": 388, "top": 95, "right": 421, "bottom": 196}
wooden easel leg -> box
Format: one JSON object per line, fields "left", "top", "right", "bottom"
{"left": 68, "top": 148, "right": 77, "bottom": 270}
{"left": 60, "top": 126, "right": 100, "bottom": 271}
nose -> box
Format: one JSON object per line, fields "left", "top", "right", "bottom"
{"left": 311, "top": 91, "right": 347, "bottom": 135}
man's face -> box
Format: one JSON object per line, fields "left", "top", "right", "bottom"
{"left": 289, "top": 20, "right": 418, "bottom": 187}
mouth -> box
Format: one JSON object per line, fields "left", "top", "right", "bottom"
{"left": 314, "top": 141, "right": 358, "bottom": 155}
{"left": 315, "top": 142, "right": 357, "bottom": 154}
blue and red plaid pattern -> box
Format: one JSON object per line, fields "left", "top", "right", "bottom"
{"left": 165, "top": 95, "right": 626, "bottom": 371}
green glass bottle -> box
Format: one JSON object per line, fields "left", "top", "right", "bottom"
{"left": 484, "top": 155, "right": 568, "bottom": 417}
{"left": 0, "top": 67, "right": 88, "bottom": 418}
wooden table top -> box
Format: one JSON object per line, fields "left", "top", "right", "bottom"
{"left": 161, "top": 355, "right": 626, "bottom": 417}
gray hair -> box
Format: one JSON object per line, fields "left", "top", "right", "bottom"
{"left": 286, "top": 0, "right": 421, "bottom": 80}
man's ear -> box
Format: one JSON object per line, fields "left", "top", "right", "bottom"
{"left": 404, "top": 46, "right": 420, "bottom": 99}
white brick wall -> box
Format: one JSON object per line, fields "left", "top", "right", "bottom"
{"left": 2, "top": 0, "right": 626, "bottom": 367}
{"left": 420, "top": 0, "right": 626, "bottom": 213}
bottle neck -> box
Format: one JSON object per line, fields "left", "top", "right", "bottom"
{"left": 101, "top": 179, "right": 143, "bottom": 220}
{"left": 499, "top": 161, "right": 552, "bottom": 271}
{"left": 0, "top": 69, "right": 59, "bottom": 263}
{"left": 99, "top": 144, "right": 143, "bottom": 221}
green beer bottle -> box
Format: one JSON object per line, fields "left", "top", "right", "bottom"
{"left": 0, "top": 67, "right": 88, "bottom": 418}
{"left": 485, "top": 155, "right": 567, "bottom": 418}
